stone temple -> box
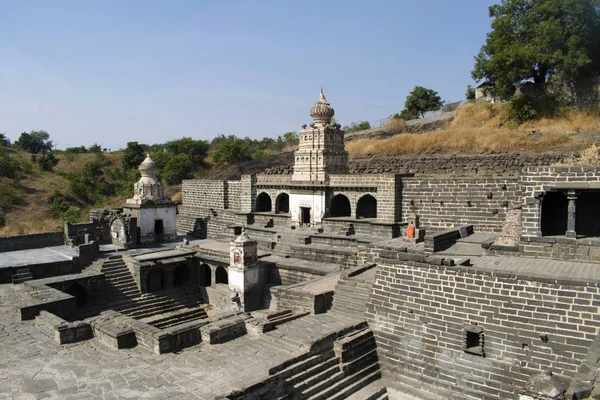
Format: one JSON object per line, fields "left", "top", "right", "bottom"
{"left": 2, "top": 90, "right": 600, "bottom": 400}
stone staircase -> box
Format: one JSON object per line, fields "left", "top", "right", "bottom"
{"left": 267, "top": 328, "right": 387, "bottom": 400}
{"left": 330, "top": 270, "right": 376, "bottom": 320}
{"left": 12, "top": 268, "right": 33, "bottom": 284}
{"left": 76, "top": 255, "right": 208, "bottom": 328}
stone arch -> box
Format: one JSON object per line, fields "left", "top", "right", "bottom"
{"left": 147, "top": 269, "right": 165, "bottom": 292}
{"left": 199, "top": 264, "right": 211, "bottom": 286}
{"left": 65, "top": 283, "right": 87, "bottom": 306}
{"left": 256, "top": 192, "right": 272, "bottom": 212}
{"left": 275, "top": 192, "right": 290, "bottom": 214}
{"left": 356, "top": 194, "right": 377, "bottom": 219}
{"left": 173, "top": 263, "right": 191, "bottom": 287}
{"left": 541, "top": 191, "right": 568, "bottom": 236}
{"left": 330, "top": 194, "right": 351, "bottom": 217}
{"left": 215, "top": 266, "right": 228, "bottom": 284}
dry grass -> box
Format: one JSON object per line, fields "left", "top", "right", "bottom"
{"left": 0, "top": 218, "right": 62, "bottom": 236}
{"left": 383, "top": 117, "right": 407, "bottom": 131}
{"left": 555, "top": 143, "right": 600, "bottom": 166}
{"left": 346, "top": 102, "right": 597, "bottom": 157}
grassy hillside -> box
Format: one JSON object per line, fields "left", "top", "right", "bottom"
{"left": 346, "top": 102, "right": 600, "bottom": 157}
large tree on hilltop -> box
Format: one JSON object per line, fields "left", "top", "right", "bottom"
{"left": 472, "top": 0, "right": 600, "bottom": 98}
{"left": 402, "top": 86, "right": 444, "bottom": 119}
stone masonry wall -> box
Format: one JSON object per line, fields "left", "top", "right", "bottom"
{"left": 520, "top": 166, "right": 600, "bottom": 237}
{"left": 366, "top": 259, "right": 600, "bottom": 400}
{"left": 402, "top": 178, "right": 521, "bottom": 232}
{"left": 0, "top": 231, "right": 64, "bottom": 253}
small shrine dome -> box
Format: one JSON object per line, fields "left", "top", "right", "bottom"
{"left": 310, "top": 88, "right": 335, "bottom": 124}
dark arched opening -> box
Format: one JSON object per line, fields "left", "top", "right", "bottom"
{"left": 199, "top": 264, "right": 212, "bottom": 286}
{"left": 215, "top": 266, "right": 228, "bottom": 284}
{"left": 330, "top": 194, "right": 351, "bottom": 217}
{"left": 541, "top": 192, "right": 568, "bottom": 236}
{"left": 276, "top": 193, "right": 289, "bottom": 214}
{"left": 173, "top": 264, "right": 191, "bottom": 287}
{"left": 147, "top": 269, "right": 165, "bottom": 292}
{"left": 357, "top": 195, "right": 377, "bottom": 219}
{"left": 576, "top": 191, "right": 600, "bottom": 237}
{"left": 256, "top": 192, "right": 272, "bottom": 212}
{"left": 65, "top": 283, "right": 87, "bottom": 306}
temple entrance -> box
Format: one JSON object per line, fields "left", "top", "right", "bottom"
{"left": 357, "top": 195, "right": 377, "bottom": 219}
{"left": 576, "top": 191, "right": 600, "bottom": 237}
{"left": 541, "top": 192, "right": 568, "bottom": 236}
{"left": 173, "top": 264, "right": 191, "bottom": 287}
{"left": 300, "top": 207, "right": 311, "bottom": 225}
{"left": 330, "top": 194, "right": 351, "bottom": 217}
{"left": 215, "top": 266, "right": 228, "bottom": 284}
{"left": 276, "top": 193, "right": 289, "bottom": 214}
{"left": 256, "top": 193, "right": 272, "bottom": 212}
{"left": 65, "top": 283, "right": 87, "bottom": 306}
{"left": 200, "top": 264, "right": 211, "bottom": 286}
{"left": 147, "top": 269, "right": 165, "bottom": 292}
{"left": 154, "top": 219, "right": 164, "bottom": 242}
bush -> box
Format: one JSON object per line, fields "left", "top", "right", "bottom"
{"left": 508, "top": 95, "right": 538, "bottom": 123}
{"left": 0, "top": 208, "right": 5, "bottom": 227}
{"left": 162, "top": 153, "right": 193, "bottom": 184}
{"left": 49, "top": 192, "right": 81, "bottom": 223}
{"left": 37, "top": 152, "right": 59, "bottom": 171}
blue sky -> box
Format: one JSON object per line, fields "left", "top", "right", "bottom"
{"left": 0, "top": 0, "right": 496, "bottom": 150}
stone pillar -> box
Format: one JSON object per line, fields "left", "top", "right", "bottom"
{"left": 228, "top": 230, "right": 264, "bottom": 312}
{"left": 566, "top": 190, "right": 578, "bottom": 238}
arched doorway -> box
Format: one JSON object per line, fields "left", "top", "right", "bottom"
{"left": 65, "top": 283, "right": 87, "bottom": 306}
{"left": 215, "top": 266, "right": 228, "bottom": 284}
{"left": 173, "top": 264, "right": 191, "bottom": 287}
{"left": 256, "top": 192, "right": 272, "bottom": 212}
{"left": 541, "top": 192, "right": 568, "bottom": 236}
{"left": 147, "top": 269, "right": 165, "bottom": 292}
{"left": 200, "top": 264, "right": 212, "bottom": 286}
{"left": 276, "top": 193, "right": 289, "bottom": 214}
{"left": 330, "top": 194, "right": 351, "bottom": 217}
{"left": 576, "top": 191, "right": 600, "bottom": 237}
{"left": 357, "top": 195, "right": 377, "bottom": 219}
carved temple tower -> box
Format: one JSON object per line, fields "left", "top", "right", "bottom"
{"left": 123, "top": 154, "right": 177, "bottom": 243}
{"left": 289, "top": 89, "right": 349, "bottom": 226}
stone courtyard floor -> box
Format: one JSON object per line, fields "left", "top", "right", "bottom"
{"left": 0, "top": 283, "right": 371, "bottom": 400}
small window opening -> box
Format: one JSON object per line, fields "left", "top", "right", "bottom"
{"left": 463, "top": 324, "right": 484, "bottom": 357}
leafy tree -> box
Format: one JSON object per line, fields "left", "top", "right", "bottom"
{"left": 402, "top": 86, "right": 444, "bottom": 118}
{"left": 122, "top": 141, "right": 146, "bottom": 171}
{"left": 284, "top": 131, "right": 298, "bottom": 145}
{"left": 88, "top": 143, "right": 102, "bottom": 153}
{"left": 0, "top": 133, "right": 10, "bottom": 147}
{"left": 37, "top": 152, "right": 59, "bottom": 171}
{"left": 163, "top": 137, "right": 209, "bottom": 168}
{"left": 466, "top": 85, "right": 476, "bottom": 101}
{"left": 82, "top": 160, "right": 103, "bottom": 184}
{"left": 472, "top": 0, "right": 600, "bottom": 98}
{"left": 15, "top": 130, "right": 53, "bottom": 153}
{"left": 65, "top": 146, "right": 88, "bottom": 154}
{"left": 343, "top": 121, "right": 371, "bottom": 133}
{"left": 162, "top": 154, "right": 193, "bottom": 184}
{"left": 212, "top": 136, "right": 252, "bottom": 166}
{"left": 0, "top": 146, "right": 20, "bottom": 180}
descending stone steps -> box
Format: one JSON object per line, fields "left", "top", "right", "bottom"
{"left": 140, "top": 306, "right": 208, "bottom": 329}
{"left": 12, "top": 268, "right": 33, "bottom": 284}
{"left": 330, "top": 275, "right": 375, "bottom": 320}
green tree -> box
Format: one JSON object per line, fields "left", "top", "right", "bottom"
{"left": 37, "top": 152, "right": 59, "bottom": 171}
{"left": 15, "top": 130, "right": 53, "bottom": 153}
{"left": 88, "top": 143, "right": 102, "bottom": 153}
{"left": 342, "top": 121, "right": 371, "bottom": 133}
{"left": 162, "top": 153, "right": 193, "bottom": 184}
{"left": 284, "top": 131, "right": 298, "bottom": 145}
{"left": 163, "top": 137, "right": 209, "bottom": 168}
{"left": 472, "top": 0, "right": 600, "bottom": 98}
{"left": 211, "top": 136, "right": 252, "bottom": 166}
{"left": 466, "top": 85, "right": 476, "bottom": 101}
{"left": 82, "top": 160, "right": 103, "bottom": 184}
{"left": 0, "top": 146, "right": 20, "bottom": 179}
{"left": 0, "top": 133, "right": 10, "bottom": 147}
{"left": 402, "top": 86, "right": 444, "bottom": 118}
{"left": 122, "top": 141, "right": 146, "bottom": 171}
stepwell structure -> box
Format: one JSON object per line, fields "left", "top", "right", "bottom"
{"left": 3, "top": 90, "right": 600, "bottom": 399}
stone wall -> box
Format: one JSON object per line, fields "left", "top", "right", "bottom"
{"left": 0, "top": 231, "right": 64, "bottom": 253}
{"left": 515, "top": 76, "right": 600, "bottom": 108}
{"left": 520, "top": 166, "right": 600, "bottom": 237}
{"left": 402, "top": 177, "right": 520, "bottom": 233}
{"left": 366, "top": 259, "right": 600, "bottom": 399}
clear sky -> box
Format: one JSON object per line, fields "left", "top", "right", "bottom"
{"left": 0, "top": 0, "right": 497, "bottom": 150}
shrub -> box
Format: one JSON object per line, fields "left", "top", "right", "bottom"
{"left": 508, "top": 94, "right": 538, "bottom": 123}
{"left": 37, "top": 152, "right": 59, "bottom": 171}
{"left": 0, "top": 208, "right": 4, "bottom": 227}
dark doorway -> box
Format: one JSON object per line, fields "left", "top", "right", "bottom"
{"left": 154, "top": 219, "right": 164, "bottom": 242}
{"left": 215, "top": 266, "right": 228, "bottom": 284}
{"left": 173, "top": 264, "right": 191, "bottom": 287}
{"left": 357, "top": 195, "right": 377, "bottom": 219}
{"left": 147, "top": 269, "right": 164, "bottom": 292}
{"left": 541, "top": 191, "right": 568, "bottom": 236}
{"left": 576, "top": 191, "right": 600, "bottom": 237}
{"left": 200, "top": 264, "right": 212, "bottom": 286}
{"left": 256, "top": 192, "right": 272, "bottom": 212}
{"left": 65, "top": 283, "right": 87, "bottom": 306}
{"left": 330, "top": 194, "right": 351, "bottom": 217}
{"left": 276, "top": 193, "right": 289, "bottom": 214}
{"left": 301, "top": 207, "right": 311, "bottom": 225}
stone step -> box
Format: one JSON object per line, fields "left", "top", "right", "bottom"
{"left": 344, "top": 381, "right": 388, "bottom": 400}
{"left": 149, "top": 307, "right": 208, "bottom": 329}
{"left": 305, "top": 364, "right": 381, "bottom": 400}
{"left": 285, "top": 354, "right": 339, "bottom": 387}
{"left": 298, "top": 362, "right": 345, "bottom": 399}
